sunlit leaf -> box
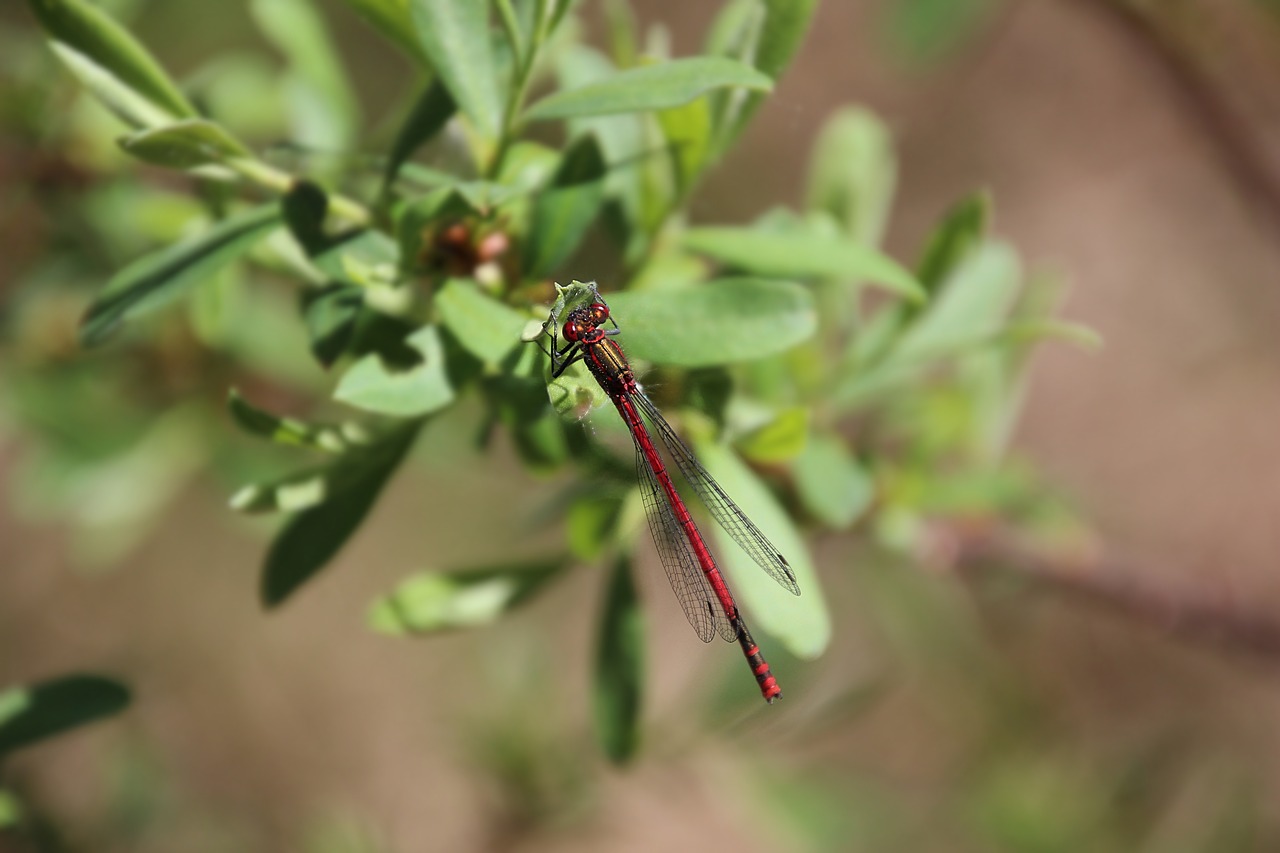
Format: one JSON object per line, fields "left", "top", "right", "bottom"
{"left": 118, "top": 118, "right": 250, "bottom": 170}
{"left": 368, "top": 560, "right": 566, "bottom": 634}
{"left": 409, "top": 0, "right": 503, "bottom": 139}
{"left": 594, "top": 553, "right": 644, "bottom": 764}
{"left": 0, "top": 674, "right": 130, "bottom": 756}
{"left": 334, "top": 325, "right": 456, "bottom": 416}
{"left": 262, "top": 424, "right": 419, "bottom": 607}
{"left": 28, "top": 0, "right": 196, "bottom": 127}
{"left": 683, "top": 226, "right": 924, "bottom": 301}
{"left": 735, "top": 407, "right": 809, "bottom": 464}
{"left": 525, "top": 56, "right": 773, "bottom": 121}
{"left": 80, "top": 204, "right": 281, "bottom": 346}
{"left": 436, "top": 279, "right": 528, "bottom": 365}
{"left": 605, "top": 278, "right": 816, "bottom": 367}
{"left": 691, "top": 438, "right": 830, "bottom": 658}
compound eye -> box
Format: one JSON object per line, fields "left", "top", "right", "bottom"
{"left": 589, "top": 303, "right": 609, "bottom": 324}
{"left": 562, "top": 319, "right": 581, "bottom": 342}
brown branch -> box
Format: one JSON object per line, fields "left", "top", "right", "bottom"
{"left": 941, "top": 524, "right": 1280, "bottom": 663}
{"left": 1073, "top": 0, "right": 1280, "bottom": 239}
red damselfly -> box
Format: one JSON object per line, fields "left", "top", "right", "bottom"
{"left": 537, "top": 282, "right": 800, "bottom": 703}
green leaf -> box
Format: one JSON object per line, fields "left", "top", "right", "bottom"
{"left": 335, "top": 325, "right": 456, "bottom": 416}
{"left": 28, "top": 0, "right": 197, "bottom": 128}
{"left": 891, "top": 241, "right": 1021, "bottom": 363}
{"left": 262, "top": 425, "right": 419, "bottom": 607}
{"left": 80, "top": 204, "right": 281, "bottom": 346}
{"left": 735, "top": 407, "right": 809, "bottom": 464}
{"left": 604, "top": 278, "right": 816, "bottom": 367}
{"left": 435, "top": 279, "right": 528, "bottom": 365}
{"left": 409, "top": 0, "right": 503, "bottom": 139}
{"left": 527, "top": 133, "right": 607, "bottom": 276}
{"left": 118, "top": 118, "right": 250, "bottom": 170}
{"left": 594, "top": 553, "right": 644, "bottom": 764}
{"left": 525, "top": 56, "right": 773, "bottom": 121}
{"left": 885, "top": 0, "right": 997, "bottom": 65}
{"left": 567, "top": 491, "right": 626, "bottom": 561}
{"left": 383, "top": 78, "right": 457, "bottom": 191}
{"left": 915, "top": 191, "right": 990, "bottom": 294}
{"left": 805, "top": 107, "right": 896, "bottom": 247}
{"left": 683, "top": 226, "right": 924, "bottom": 301}
{"left": 793, "top": 433, "right": 874, "bottom": 528}
{"left": 282, "top": 181, "right": 400, "bottom": 287}
{"left": 0, "top": 674, "right": 130, "bottom": 756}
{"left": 302, "top": 284, "right": 364, "bottom": 367}
{"left": 335, "top": 0, "right": 427, "bottom": 64}
{"left": 368, "top": 560, "right": 566, "bottom": 634}
{"left": 715, "top": 0, "right": 819, "bottom": 149}
{"left": 251, "top": 0, "right": 360, "bottom": 148}
{"left": 690, "top": 438, "right": 830, "bottom": 658}
{"left": 227, "top": 389, "right": 351, "bottom": 452}
{"left": 832, "top": 242, "right": 1023, "bottom": 408}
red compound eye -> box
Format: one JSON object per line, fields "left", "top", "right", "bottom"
{"left": 562, "top": 319, "right": 581, "bottom": 342}
{"left": 588, "top": 303, "right": 609, "bottom": 325}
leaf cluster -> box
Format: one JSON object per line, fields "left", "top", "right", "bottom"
{"left": 8, "top": 0, "right": 1094, "bottom": 767}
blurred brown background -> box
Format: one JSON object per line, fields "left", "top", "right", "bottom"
{"left": 4, "top": 0, "right": 1280, "bottom": 850}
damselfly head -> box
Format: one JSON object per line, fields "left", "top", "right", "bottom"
{"left": 562, "top": 301, "right": 610, "bottom": 342}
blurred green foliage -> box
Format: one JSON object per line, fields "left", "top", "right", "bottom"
{"left": 0, "top": 0, "right": 1159, "bottom": 849}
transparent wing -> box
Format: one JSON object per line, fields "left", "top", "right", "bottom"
{"left": 633, "top": 429, "right": 736, "bottom": 643}
{"left": 633, "top": 392, "right": 801, "bottom": 597}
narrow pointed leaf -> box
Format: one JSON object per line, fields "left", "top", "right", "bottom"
{"left": 369, "top": 560, "right": 566, "bottom": 634}
{"left": 335, "top": 325, "right": 456, "bottom": 416}
{"left": 335, "top": 0, "right": 427, "bottom": 63}
{"left": 527, "top": 133, "right": 607, "bottom": 276}
{"left": 81, "top": 204, "right": 281, "bottom": 346}
{"left": 227, "top": 389, "right": 352, "bottom": 452}
{"left": 118, "top": 118, "right": 250, "bottom": 170}
{"left": 29, "top": 0, "right": 196, "bottom": 127}
{"left": 409, "top": 0, "right": 502, "bottom": 139}
{"left": 683, "top": 227, "right": 924, "bottom": 301}
{"left": 383, "top": 78, "right": 457, "bottom": 190}
{"left": 0, "top": 675, "right": 130, "bottom": 756}
{"left": 915, "top": 191, "right": 990, "bottom": 293}
{"left": 262, "top": 424, "right": 419, "bottom": 607}
{"left": 594, "top": 553, "right": 644, "bottom": 764}
{"left": 690, "top": 439, "right": 830, "bottom": 658}
{"left": 605, "top": 278, "right": 816, "bottom": 367}
{"left": 525, "top": 56, "right": 773, "bottom": 121}
{"left": 715, "top": 0, "right": 819, "bottom": 148}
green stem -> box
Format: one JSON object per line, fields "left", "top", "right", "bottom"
{"left": 226, "top": 157, "right": 371, "bottom": 228}
{"left": 486, "top": 0, "right": 552, "bottom": 179}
